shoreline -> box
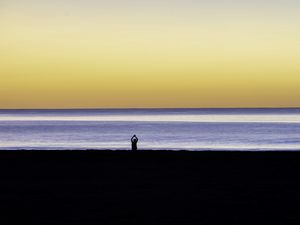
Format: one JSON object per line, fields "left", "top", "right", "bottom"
{"left": 1, "top": 149, "right": 300, "bottom": 151}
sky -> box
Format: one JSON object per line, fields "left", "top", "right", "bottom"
{"left": 1, "top": 0, "right": 300, "bottom": 108}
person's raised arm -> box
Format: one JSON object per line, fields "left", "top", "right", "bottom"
{"left": 131, "top": 135, "right": 137, "bottom": 142}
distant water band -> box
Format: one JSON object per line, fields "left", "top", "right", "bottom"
{"left": 0, "top": 109, "right": 300, "bottom": 151}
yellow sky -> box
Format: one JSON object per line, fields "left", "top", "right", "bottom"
{"left": 1, "top": 1, "right": 300, "bottom": 108}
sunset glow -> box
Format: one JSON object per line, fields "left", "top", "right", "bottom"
{"left": 1, "top": 0, "right": 300, "bottom": 108}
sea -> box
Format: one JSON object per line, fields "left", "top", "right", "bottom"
{"left": 0, "top": 108, "right": 300, "bottom": 151}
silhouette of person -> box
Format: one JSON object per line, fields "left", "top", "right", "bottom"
{"left": 131, "top": 135, "right": 139, "bottom": 151}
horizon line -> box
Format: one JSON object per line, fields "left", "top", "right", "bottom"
{"left": 0, "top": 107, "right": 300, "bottom": 110}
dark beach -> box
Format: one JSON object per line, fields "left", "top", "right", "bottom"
{"left": 0, "top": 150, "right": 300, "bottom": 225}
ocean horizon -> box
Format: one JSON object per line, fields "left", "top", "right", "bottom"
{"left": 0, "top": 108, "right": 300, "bottom": 151}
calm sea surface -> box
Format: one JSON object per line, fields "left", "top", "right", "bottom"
{"left": 0, "top": 108, "right": 300, "bottom": 151}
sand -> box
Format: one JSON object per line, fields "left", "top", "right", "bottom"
{"left": 0, "top": 150, "right": 299, "bottom": 225}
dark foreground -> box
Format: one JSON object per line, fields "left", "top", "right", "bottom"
{"left": 0, "top": 150, "right": 300, "bottom": 225}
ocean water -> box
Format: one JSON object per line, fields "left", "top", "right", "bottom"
{"left": 0, "top": 108, "right": 300, "bottom": 151}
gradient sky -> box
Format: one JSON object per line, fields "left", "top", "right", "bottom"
{"left": 1, "top": 0, "right": 300, "bottom": 108}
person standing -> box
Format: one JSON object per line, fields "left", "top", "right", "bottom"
{"left": 131, "top": 135, "right": 139, "bottom": 151}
